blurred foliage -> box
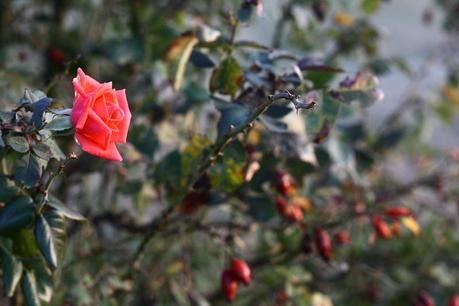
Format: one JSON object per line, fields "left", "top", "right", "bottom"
{"left": 1, "top": 0, "right": 459, "bottom": 306}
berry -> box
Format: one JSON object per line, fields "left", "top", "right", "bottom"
{"left": 48, "top": 47, "right": 65, "bottom": 63}
{"left": 334, "top": 230, "right": 351, "bottom": 245}
{"left": 275, "top": 171, "right": 295, "bottom": 196}
{"left": 449, "top": 294, "right": 459, "bottom": 306}
{"left": 372, "top": 216, "right": 392, "bottom": 239}
{"left": 230, "top": 258, "right": 252, "bottom": 285}
{"left": 314, "top": 228, "right": 331, "bottom": 261}
{"left": 385, "top": 207, "right": 412, "bottom": 218}
{"left": 275, "top": 197, "right": 289, "bottom": 215}
{"left": 286, "top": 205, "right": 303, "bottom": 222}
{"left": 221, "top": 270, "right": 238, "bottom": 301}
{"left": 413, "top": 290, "right": 435, "bottom": 306}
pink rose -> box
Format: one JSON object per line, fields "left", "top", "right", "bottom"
{"left": 71, "top": 68, "right": 131, "bottom": 161}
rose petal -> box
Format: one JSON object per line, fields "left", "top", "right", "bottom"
{"left": 78, "top": 109, "right": 112, "bottom": 149}
{"left": 77, "top": 68, "right": 102, "bottom": 93}
{"left": 76, "top": 133, "right": 122, "bottom": 161}
{"left": 111, "top": 89, "right": 131, "bottom": 143}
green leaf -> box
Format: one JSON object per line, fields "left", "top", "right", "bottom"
{"left": 43, "top": 116, "right": 72, "bottom": 132}
{"left": 12, "top": 229, "right": 40, "bottom": 257}
{"left": 0, "top": 196, "right": 34, "bottom": 233}
{"left": 166, "top": 32, "right": 199, "bottom": 90}
{"left": 361, "top": 0, "right": 380, "bottom": 14}
{"left": 153, "top": 150, "right": 182, "bottom": 187}
{"left": 7, "top": 136, "right": 30, "bottom": 153}
{"left": 47, "top": 195, "right": 85, "bottom": 221}
{"left": 285, "top": 158, "right": 316, "bottom": 182}
{"left": 128, "top": 124, "right": 159, "bottom": 158}
{"left": 245, "top": 195, "right": 277, "bottom": 222}
{"left": 23, "top": 89, "right": 47, "bottom": 104}
{"left": 264, "top": 105, "right": 292, "bottom": 119}
{"left": 238, "top": 3, "right": 254, "bottom": 22}
{"left": 21, "top": 272, "right": 41, "bottom": 306}
{"left": 306, "top": 92, "right": 340, "bottom": 136}
{"left": 14, "top": 154, "right": 42, "bottom": 188}
{"left": 0, "top": 176, "right": 20, "bottom": 202}
{"left": 189, "top": 50, "right": 215, "bottom": 68}
{"left": 43, "top": 208, "right": 67, "bottom": 269}
{"left": 34, "top": 215, "right": 58, "bottom": 269}
{"left": 0, "top": 111, "right": 15, "bottom": 124}
{"left": 41, "top": 137, "right": 66, "bottom": 161}
{"left": 215, "top": 102, "right": 250, "bottom": 139}
{"left": 375, "top": 126, "right": 406, "bottom": 149}
{"left": 32, "top": 143, "right": 52, "bottom": 161}
{"left": 209, "top": 57, "right": 243, "bottom": 96}
{"left": 31, "top": 97, "right": 53, "bottom": 128}
{"left": 1, "top": 246, "right": 23, "bottom": 297}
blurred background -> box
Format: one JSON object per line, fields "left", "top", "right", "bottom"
{"left": 1, "top": 0, "right": 459, "bottom": 305}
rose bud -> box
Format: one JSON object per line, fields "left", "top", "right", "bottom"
{"left": 413, "top": 290, "right": 435, "bottom": 306}
{"left": 230, "top": 258, "right": 252, "bottom": 285}
{"left": 71, "top": 68, "right": 132, "bottom": 161}
{"left": 221, "top": 270, "right": 238, "bottom": 301}
{"left": 371, "top": 216, "right": 392, "bottom": 240}
{"left": 286, "top": 205, "right": 304, "bottom": 222}
{"left": 334, "top": 230, "right": 351, "bottom": 245}
{"left": 449, "top": 294, "right": 459, "bottom": 306}
{"left": 314, "top": 228, "right": 331, "bottom": 261}
{"left": 385, "top": 207, "right": 412, "bottom": 219}
{"left": 276, "top": 197, "right": 289, "bottom": 215}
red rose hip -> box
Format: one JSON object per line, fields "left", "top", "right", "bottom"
{"left": 314, "top": 228, "right": 331, "bottom": 261}
{"left": 221, "top": 270, "right": 238, "bottom": 301}
{"left": 230, "top": 258, "right": 252, "bottom": 285}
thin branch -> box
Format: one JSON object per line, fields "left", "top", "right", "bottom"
{"left": 129, "top": 92, "right": 295, "bottom": 266}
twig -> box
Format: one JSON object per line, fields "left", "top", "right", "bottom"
{"left": 129, "top": 91, "right": 295, "bottom": 266}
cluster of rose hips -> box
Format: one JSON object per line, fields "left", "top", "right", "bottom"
{"left": 221, "top": 258, "right": 252, "bottom": 301}
{"left": 274, "top": 171, "right": 306, "bottom": 222}
{"left": 413, "top": 290, "right": 459, "bottom": 306}
{"left": 371, "top": 207, "right": 413, "bottom": 240}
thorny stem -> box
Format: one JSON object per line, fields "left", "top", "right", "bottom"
{"left": 130, "top": 91, "right": 297, "bottom": 266}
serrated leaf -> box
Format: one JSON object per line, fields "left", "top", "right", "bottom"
{"left": 7, "top": 136, "right": 30, "bottom": 153}
{"left": 34, "top": 215, "right": 58, "bottom": 269}
{"left": 47, "top": 195, "right": 85, "bottom": 221}
{"left": 1, "top": 246, "right": 23, "bottom": 297}
{"left": 21, "top": 272, "right": 41, "bottom": 306}
{"left": 43, "top": 116, "right": 72, "bottom": 132}
{"left": 31, "top": 97, "right": 53, "bottom": 128}
{"left": 210, "top": 57, "right": 243, "bottom": 96}
{"left": 14, "top": 154, "right": 42, "bottom": 188}
{"left": 0, "top": 196, "right": 34, "bottom": 233}
{"left": 166, "top": 32, "right": 199, "bottom": 90}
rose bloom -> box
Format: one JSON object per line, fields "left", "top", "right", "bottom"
{"left": 71, "top": 68, "right": 131, "bottom": 161}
